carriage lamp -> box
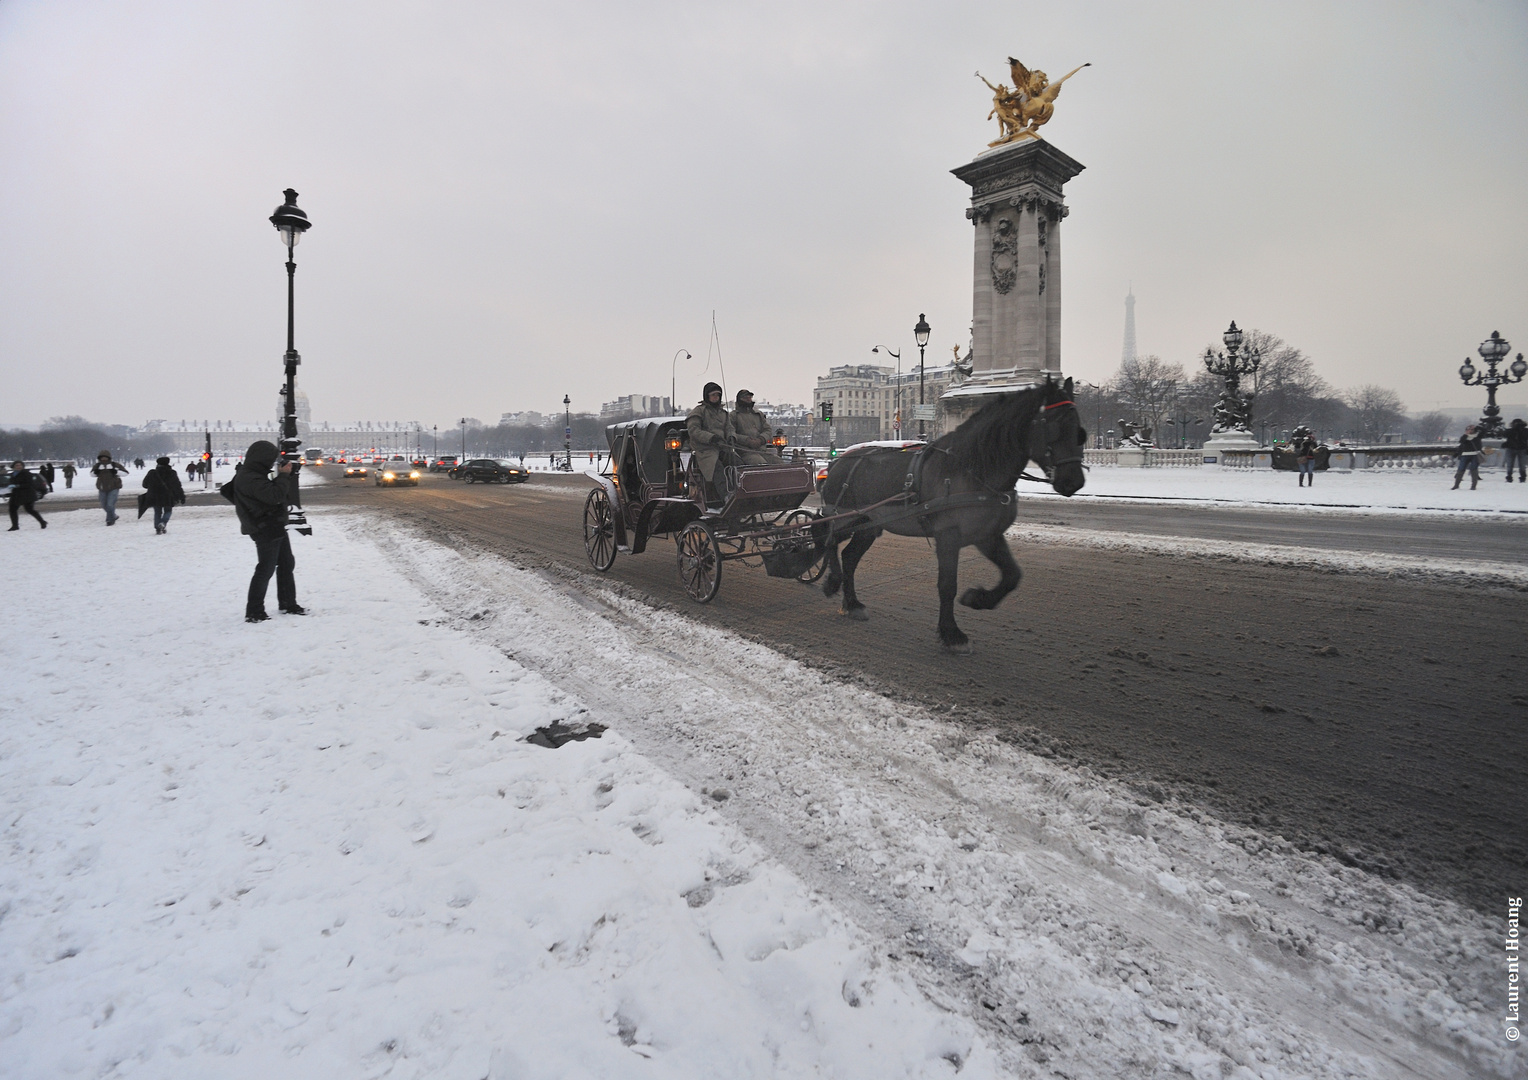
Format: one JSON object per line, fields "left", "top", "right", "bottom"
{"left": 1457, "top": 330, "right": 1527, "bottom": 437}
{"left": 772, "top": 429, "right": 787, "bottom": 449}
{"left": 666, "top": 434, "right": 684, "bottom": 452}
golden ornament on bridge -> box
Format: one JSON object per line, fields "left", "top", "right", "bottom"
{"left": 976, "top": 57, "right": 1090, "bottom": 147}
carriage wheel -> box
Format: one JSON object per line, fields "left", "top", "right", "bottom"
{"left": 677, "top": 520, "right": 722, "bottom": 603}
{"left": 583, "top": 487, "right": 617, "bottom": 572}
{"left": 783, "top": 509, "right": 828, "bottom": 584}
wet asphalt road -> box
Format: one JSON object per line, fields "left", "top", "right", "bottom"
{"left": 302, "top": 472, "right": 1527, "bottom": 914}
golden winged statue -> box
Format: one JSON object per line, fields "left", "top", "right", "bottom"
{"left": 976, "top": 57, "right": 1090, "bottom": 146}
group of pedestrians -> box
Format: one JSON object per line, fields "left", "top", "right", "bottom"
{"left": 1451, "top": 418, "right": 1528, "bottom": 489}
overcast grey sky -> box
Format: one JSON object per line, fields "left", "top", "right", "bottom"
{"left": 2, "top": 0, "right": 1525, "bottom": 429}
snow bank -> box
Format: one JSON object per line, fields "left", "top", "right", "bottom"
{"left": 0, "top": 507, "right": 989, "bottom": 1079}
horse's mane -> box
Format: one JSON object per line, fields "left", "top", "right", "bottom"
{"left": 932, "top": 385, "right": 1047, "bottom": 476}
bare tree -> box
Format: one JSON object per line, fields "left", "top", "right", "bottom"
{"left": 1233, "top": 329, "right": 1332, "bottom": 435}
{"left": 1343, "top": 385, "right": 1407, "bottom": 443}
{"left": 1108, "top": 355, "right": 1183, "bottom": 445}
{"left": 1406, "top": 411, "right": 1452, "bottom": 443}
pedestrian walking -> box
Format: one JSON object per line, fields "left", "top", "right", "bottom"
{"left": 6, "top": 461, "right": 47, "bottom": 531}
{"left": 91, "top": 451, "right": 129, "bottom": 525}
{"left": 142, "top": 456, "right": 186, "bottom": 534}
{"left": 185, "top": 461, "right": 196, "bottom": 484}
{"left": 61, "top": 462, "right": 76, "bottom": 488}
{"left": 1503, "top": 418, "right": 1528, "bottom": 483}
{"left": 230, "top": 440, "right": 303, "bottom": 622}
{"left": 1452, "top": 425, "right": 1483, "bottom": 490}
{"left": 39, "top": 462, "right": 55, "bottom": 493}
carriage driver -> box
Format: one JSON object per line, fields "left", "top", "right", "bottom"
{"left": 686, "top": 381, "right": 736, "bottom": 504}
{"left": 731, "top": 389, "right": 782, "bottom": 465}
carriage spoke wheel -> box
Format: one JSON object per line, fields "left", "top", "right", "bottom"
{"left": 677, "top": 520, "right": 722, "bottom": 603}
{"left": 583, "top": 487, "right": 617, "bottom": 572}
{"left": 783, "top": 509, "right": 828, "bottom": 584}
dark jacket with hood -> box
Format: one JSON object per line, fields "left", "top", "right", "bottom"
{"left": 7, "top": 466, "right": 39, "bottom": 505}
{"left": 231, "top": 441, "right": 289, "bottom": 541}
{"left": 1505, "top": 421, "right": 1528, "bottom": 452}
{"left": 143, "top": 463, "right": 186, "bottom": 508}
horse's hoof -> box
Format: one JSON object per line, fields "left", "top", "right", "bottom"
{"left": 841, "top": 606, "right": 869, "bottom": 622}
{"left": 938, "top": 628, "right": 970, "bottom": 650}
{"left": 958, "top": 588, "right": 991, "bottom": 610}
{"left": 941, "top": 640, "right": 974, "bottom": 654}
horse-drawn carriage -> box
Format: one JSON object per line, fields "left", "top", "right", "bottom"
{"left": 581, "top": 379, "right": 1088, "bottom": 648}
{"left": 581, "top": 417, "right": 827, "bottom": 602}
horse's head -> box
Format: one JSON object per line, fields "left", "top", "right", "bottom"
{"left": 1031, "top": 377, "right": 1087, "bottom": 497}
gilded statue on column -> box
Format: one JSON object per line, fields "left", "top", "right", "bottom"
{"left": 977, "top": 57, "right": 1090, "bottom": 146}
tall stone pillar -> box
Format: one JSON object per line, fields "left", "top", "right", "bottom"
{"left": 939, "top": 140, "right": 1084, "bottom": 432}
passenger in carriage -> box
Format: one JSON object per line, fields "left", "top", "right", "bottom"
{"left": 686, "top": 382, "right": 735, "bottom": 506}
{"left": 731, "top": 389, "right": 782, "bottom": 465}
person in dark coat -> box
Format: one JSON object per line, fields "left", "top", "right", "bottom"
{"left": 7, "top": 461, "right": 47, "bottom": 531}
{"left": 1503, "top": 417, "right": 1527, "bottom": 483}
{"left": 185, "top": 461, "right": 197, "bottom": 484}
{"left": 1293, "top": 429, "right": 1318, "bottom": 487}
{"left": 142, "top": 456, "right": 186, "bottom": 534}
{"left": 1452, "top": 426, "right": 1483, "bottom": 490}
{"left": 231, "top": 440, "right": 303, "bottom": 622}
{"left": 90, "top": 451, "right": 129, "bottom": 525}
{"left": 61, "top": 462, "right": 76, "bottom": 488}
{"left": 39, "top": 462, "right": 55, "bottom": 493}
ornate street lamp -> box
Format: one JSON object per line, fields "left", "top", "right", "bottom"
{"left": 914, "top": 313, "right": 931, "bottom": 439}
{"left": 871, "top": 344, "right": 902, "bottom": 437}
{"left": 1458, "top": 331, "right": 1527, "bottom": 437}
{"left": 269, "top": 188, "right": 312, "bottom": 534}
{"left": 1164, "top": 414, "right": 1203, "bottom": 449}
{"left": 1202, "top": 321, "right": 1260, "bottom": 437}
{"left": 563, "top": 395, "right": 572, "bottom": 470}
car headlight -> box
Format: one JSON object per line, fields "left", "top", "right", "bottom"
{"left": 383, "top": 471, "right": 395, "bottom": 479}
{"left": 409, "top": 471, "right": 419, "bottom": 478}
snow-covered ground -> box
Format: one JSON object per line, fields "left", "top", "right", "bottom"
{"left": 1, "top": 504, "right": 1514, "bottom": 1078}
{"left": 1047, "top": 463, "right": 1528, "bottom": 514}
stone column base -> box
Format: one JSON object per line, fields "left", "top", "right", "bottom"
{"left": 1202, "top": 430, "right": 1260, "bottom": 466}
{"left": 936, "top": 375, "right": 1045, "bottom": 439}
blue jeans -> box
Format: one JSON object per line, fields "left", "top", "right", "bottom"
{"left": 153, "top": 505, "right": 173, "bottom": 529}
{"left": 1504, "top": 448, "right": 1527, "bottom": 478}
{"left": 1298, "top": 458, "right": 1315, "bottom": 474}
{"left": 1455, "top": 456, "right": 1480, "bottom": 483}
{"left": 98, "top": 487, "right": 120, "bottom": 522}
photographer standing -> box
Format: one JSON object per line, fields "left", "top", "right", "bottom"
{"left": 230, "top": 440, "right": 304, "bottom": 622}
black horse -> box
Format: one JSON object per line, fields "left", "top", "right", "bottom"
{"left": 818, "top": 377, "right": 1086, "bottom": 649}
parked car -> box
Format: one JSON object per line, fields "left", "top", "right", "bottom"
{"left": 375, "top": 462, "right": 421, "bottom": 487}
{"left": 430, "top": 455, "right": 459, "bottom": 473}
{"left": 457, "top": 458, "right": 529, "bottom": 484}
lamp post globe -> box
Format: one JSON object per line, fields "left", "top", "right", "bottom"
{"left": 913, "top": 313, "right": 931, "bottom": 439}
{"left": 269, "top": 188, "right": 313, "bottom": 535}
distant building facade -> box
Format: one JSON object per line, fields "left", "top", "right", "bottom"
{"left": 811, "top": 363, "right": 962, "bottom": 444}
{"left": 599, "top": 394, "right": 674, "bottom": 424}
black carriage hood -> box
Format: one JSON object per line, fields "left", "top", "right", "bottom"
{"left": 604, "top": 416, "right": 689, "bottom": 481}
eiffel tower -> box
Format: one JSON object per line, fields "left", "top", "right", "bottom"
{"left": 1121, "top": 286, "right": 1137, "bottom": 365}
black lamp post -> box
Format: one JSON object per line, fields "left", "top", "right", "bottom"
{"left": 1164, "top": 414, "right": 1203, "bottom": 449}
{"left": 269, "top": 188, "right": 312, "bottom": 534}
{"left": 672, "top": 349, "right": 691, "bottom": 411}
{"left": 1458, "top": 331, "right": 1527, "bottom": 438}
{"left": 563, "top": 395, "right": 572, "bottom": 470}
{"left": 914, "top": 313, "right": 931, "bottom": 439}
{"left": 459, "top": 417, "right": 467, "bottom": 459}
{"left": 432, "top": 424, "right": 438, "bottom": 459}
{"left": 871, "top": 344, "right": 901, "bottom": 437}
{"left": 1202, "top": 321, "right": 1261, "bottom": 435}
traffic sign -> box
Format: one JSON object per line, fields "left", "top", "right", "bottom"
{"left": 564, "top": 427, "right": 572, "bottom": 437}
{"left": 913, "top": 404, "right": 937, "bottom": 422}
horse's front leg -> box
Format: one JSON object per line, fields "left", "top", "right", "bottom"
{"left": 821, "top": 536, "right": 844, "bottom": 598}
{"left": 934, "top": 529, "right": 969, "bottom": 650}
{"left": 837, "top": 528, "right": 878, "bottom": 620}
{"left": 959, "top": 531, "right": 1022, "bottom": 610}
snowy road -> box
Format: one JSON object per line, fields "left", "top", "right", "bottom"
{"left": 3, "top": 501, "right": 1513, "bottom": 1078}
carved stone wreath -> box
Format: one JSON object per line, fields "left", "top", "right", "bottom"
{"left": 990, "top": 218, "right": 1017, "bottom": 294}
